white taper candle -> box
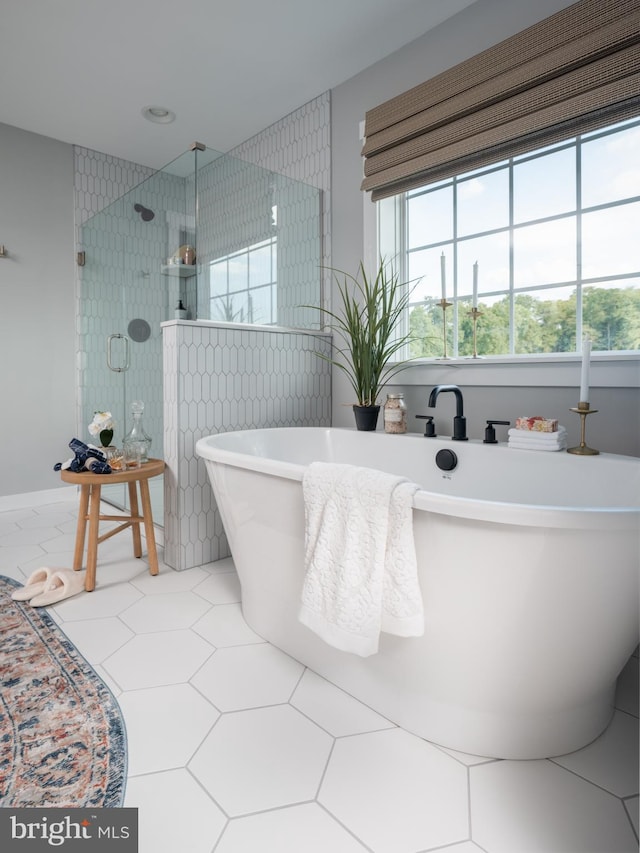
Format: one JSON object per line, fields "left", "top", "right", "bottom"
{"left": 440, "top": 252, "right": 446, "bottom": 301}
{"left": 580, "top": 337, "right": 591, "bottom": 402}
{"left": 472, "top": 261, "right": 478, "bottom": 308}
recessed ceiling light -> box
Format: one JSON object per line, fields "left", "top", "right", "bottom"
{"left": 141, "top": 105, "right": 176, "bottom": 124}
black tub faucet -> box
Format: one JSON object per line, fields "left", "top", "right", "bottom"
{"left": 428, "top": 384, "right": 468, "bottom": 441}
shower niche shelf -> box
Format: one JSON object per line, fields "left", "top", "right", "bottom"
{"left": 161, "top": 264, "right": 197, "bottom": 278}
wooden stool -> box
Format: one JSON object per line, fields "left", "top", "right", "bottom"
{"left": 61, "top": 458, "right": 165, "bottom": 592}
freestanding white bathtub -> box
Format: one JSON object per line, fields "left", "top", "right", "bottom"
{"left": 196, "top": 427, "right": 639, "bottom": 758}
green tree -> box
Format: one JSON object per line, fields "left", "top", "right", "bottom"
{"left": 536, "top": 293, "right": 576, "bottom": 352}
{"left": 411, "top": 286, "right": 640, "bottom": 357}
{"left": 584, "top": 287, "right": 640, "bottom": 350}
{"left": 461, "top": 298, "right": 510, "bottom": 356}
{"left": 409, "top": 303, "right": 444, "bottom": 357}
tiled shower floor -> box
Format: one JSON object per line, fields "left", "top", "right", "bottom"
{"left": 1, "top": 494, "right": 638, "bottom": 853}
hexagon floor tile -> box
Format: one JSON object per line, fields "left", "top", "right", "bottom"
{"left": 191, "top": 642, "right": 304, "bottom": 710}
{"left": 2, "top": 546, "right": 48, "bottom": 571}
{"left": 125, "top": 769, "right": 226, "bottom": 853}
{"left": 17, "top": 510, "right": 75, "bottom": 529}
{"left": 118, "top": 683, "right": 219, "bottom": 775}
{"left": 1, "top": 500, "right": 638, "bottom": 853}
{"left": 193, "top": 569, "right": 241, "bottom": 604}
{"left": 470, "top": 759, "right": 639, "bottom": 853}
{"left": 18, "top": 550, "right": 78, "bottom": 578}
{"left": 0, "top": 526, "right": 62, "bottom": 546}
{"left": 39, "top": 532, "right": 79, "bottom": 553}
{"left": 103, "top": 629, "right": 214, "bottom": 689}
{"left": 551, "top": 710, "right": 639, "bottom": 798}
{"left": 54, "top": 579, "right": 143, "bottom": 620}
{"left": 319, "top": 727, "right": 469, "bottom": 853}
{"left": 616, "top": 653, "right": 640, "bottom": 717}
{"left": 130, "top": 564, "right": 211, "bottom": 594}
{"left": 119, "top": 589, "right": 212, "bottom": 633}
{"left": 625, "top": 796, "right": 639, "bottom": 838}
{"left": 291, "top": 668, "right": 395, "bottom": 737}
{"left": 57, "top": 616, "right": 134, "bottom": 665}
{"left": 215, "top": 803, "right": 369, "bottom": 853}
{"left": 189, "top": 704, "right": 333, "bottom": 816}
{"left": 192, "top": 601, "right": 264, "bottom": 647}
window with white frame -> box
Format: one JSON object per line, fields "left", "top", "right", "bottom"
{"left": 209, "top": 236, "right": 277, "bottom": 326}
{"left": 377, "top": 117, "right": 640, "bottom": 360}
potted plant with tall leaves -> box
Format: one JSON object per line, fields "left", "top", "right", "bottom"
{"left": 315, "top": 259, "right": 415, "bottom": 430}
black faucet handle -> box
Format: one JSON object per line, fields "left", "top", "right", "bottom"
{"left": 415, "top": 414, "right": 436, "bottom": 437}
{"left": 484, "top": 420, "right": 511, "bottom": 444}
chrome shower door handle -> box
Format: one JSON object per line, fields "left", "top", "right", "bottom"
{"left": 107, "top": 333, "right": 130, "bottom": 372}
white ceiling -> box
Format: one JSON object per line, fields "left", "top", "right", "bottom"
{"left": 1, "top": 0, "right": 477, "bottom": 170}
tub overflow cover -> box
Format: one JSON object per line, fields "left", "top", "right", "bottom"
{"left": 435, "top": 448, "right": 458, "bottom": 472}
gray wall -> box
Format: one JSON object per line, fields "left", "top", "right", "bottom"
{"left": 385, "top": 375, "right": 640, "bottom": 457}
{"left": 0, "top": 123, "right": 76, "bottom": 496}
{"left": 329, "top": 0, "right": 639, "bottom": 455}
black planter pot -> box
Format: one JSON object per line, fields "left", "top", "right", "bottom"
{"left": 353, "top": 404, "right": 380, "bottom": 431}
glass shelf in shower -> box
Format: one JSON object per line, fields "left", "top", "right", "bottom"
{"left": 161, "top": 264, "right": 197, "bottom": 278}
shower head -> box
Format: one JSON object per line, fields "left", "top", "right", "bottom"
{"left": 134, "top": 203, "right": 155, "bottom": 221}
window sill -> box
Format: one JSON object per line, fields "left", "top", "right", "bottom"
{"left": 391, "top": 353, "right": 640, "bottom": 389}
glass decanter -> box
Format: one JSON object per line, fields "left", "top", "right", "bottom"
{"left": 123, "top": 400, "right": 152, "bottom": 464}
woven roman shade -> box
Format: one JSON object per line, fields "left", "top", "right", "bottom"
{"left": 362, "top": 0, "right": 640, "bottom": 201}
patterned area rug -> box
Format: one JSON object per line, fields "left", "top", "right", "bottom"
{"left": 0, "top": 575, "right": 127, "bottom": 807}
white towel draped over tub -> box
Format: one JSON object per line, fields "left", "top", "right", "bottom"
{"left": 299, "top": 461, "right": 423, "bottom": 657}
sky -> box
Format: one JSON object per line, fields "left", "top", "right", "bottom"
{"left": 404, "top": 120, "right": 640, "bottom": 308}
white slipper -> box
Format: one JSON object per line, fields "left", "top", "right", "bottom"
{"left": 29, "top": 570, "right": 87, "bottom": 607}
{"left": 11, "top": 567, "right": 57, "bottom": 601}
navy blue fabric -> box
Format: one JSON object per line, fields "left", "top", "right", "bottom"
{"left": 54, "top": 438, "right": 112, "bottom": 474}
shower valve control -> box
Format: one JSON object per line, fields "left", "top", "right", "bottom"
{"left": 435, "top": 448, "right": 458, "bottom": 472}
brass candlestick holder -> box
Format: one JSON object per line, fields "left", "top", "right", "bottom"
{"left": 437, "top": 298, "right": 452, "bottom": 359}
{"left": 467, "top": 307, "right": 483, "bottom": 358}
{"left": 567, "top": 402, "right": 599, "bottom": 455}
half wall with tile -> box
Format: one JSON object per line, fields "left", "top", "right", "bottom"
{"left": 163, "top": 320, "right": 332, "bottom": 570}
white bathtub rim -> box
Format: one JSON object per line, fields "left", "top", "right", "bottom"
{"left": 196, "top": 430, "right": 639, "bottom": 531}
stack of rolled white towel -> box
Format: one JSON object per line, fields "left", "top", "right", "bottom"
{"left": 508, "top": 416, "right": 567, "bottom": 451}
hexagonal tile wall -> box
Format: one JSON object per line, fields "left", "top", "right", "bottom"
{"left": 163, "top": 322, "right": 331, "bottom": 572}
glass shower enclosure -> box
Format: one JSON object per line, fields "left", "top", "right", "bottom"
{"left": 78, "top": 145, "right": 215, "bottom": 518}
{"left": 78, "top": 143, "right": 322, "bottom": 523}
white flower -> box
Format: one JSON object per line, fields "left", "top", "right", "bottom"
{"left": 88, "top": 411, "right": 115, "bottom": 436}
